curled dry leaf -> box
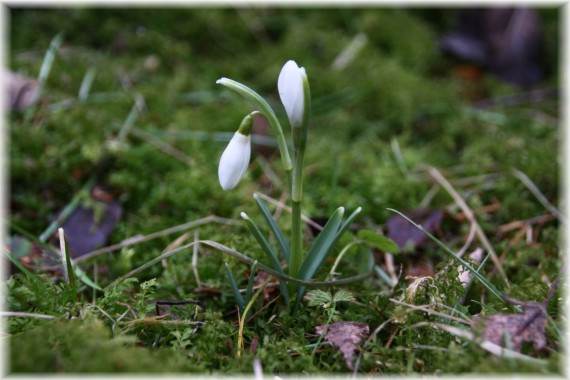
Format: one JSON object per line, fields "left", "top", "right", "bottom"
{"left": 472, "top": 298, "right": 548, "bottom": 352}
{"left": 316, "top": 321, "right": 369, "bottom": 370}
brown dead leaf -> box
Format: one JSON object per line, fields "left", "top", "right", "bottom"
{"left": 316, "top": 321, "right": 369, "bottom": 370}
{"left": 472, "top": 298, "right": 549, "bottom": 352}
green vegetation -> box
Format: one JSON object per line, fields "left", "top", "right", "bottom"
{"left": 7, "top": 7, "right": 562, "bottom": 376}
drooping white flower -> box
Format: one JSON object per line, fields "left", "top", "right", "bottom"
{"left": 278, "top": 60, "right": 306, "bottom": 128}
{"left": 218, "top": 132, "right": 251, "bottom": 191}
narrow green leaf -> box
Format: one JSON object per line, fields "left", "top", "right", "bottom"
{"left": 73, "top": 265, "right": 102, "bottom": 291}
{"left": 296, "top": 207, "right": 346, "bottom": 305}
{"left": 327, "top": 206, "right": 362, "bottom": 257}
{"left": 107, "top": 239, "right": 373, "bottom": 292}
{"left": 2, "top": 248, "right": 35, "bottom": 278}
{"left": 225, "top": 262, "right": 245, "bottom": 312}
{"left": 357, "top": 230, "right": 400, "bottom": 254}
{"left": 374, "top": 265, "right": 397, "bottom": 288}
{"left": 337, "top": 207, "right": 362, "bottom": 239}
{"left": 245, "top": 261, "right": 258, "bottom": 302}
{"left": 203, "top": 239, "right": 373, "bottom": 288}
{"left": 298, "top": 207, "right": 345, "bottom": 282}
{"left": 387, "top": 208, "right": 505, "bottom": 302}
{"left": 253, "top": 193, "right": 290, "bottom": 264}
{"left": 241, "top": 213, "right": 282, "bottom": 271}
{"left": 241, "top": 213, "right": 289, "bottom": 303}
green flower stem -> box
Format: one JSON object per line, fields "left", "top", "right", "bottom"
{"left": 289, "top": 133, "right": 306, "bottom": 284}
{"left": 289, "top": 199, "right": 303, "bottom": 281}
{"left": 289, "top": 71, "right": 311, "bottom": 292}
{"left": 289, "top": 146, "right": 305, "bottom": 283}
{"left": 291, "top": 127, "right": 307, "bottom": 202}
{"left": 216, "top": 78, "right": 292, "bottom": 172}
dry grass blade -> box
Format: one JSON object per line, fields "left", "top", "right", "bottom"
{"left": 72, "top": 215, "right": 238, "bottom": 265}
{"left": 413, "top": 322, "right": 548, "bottom": 365}
{"left": 192, "top": 231, "right": 202, "bottom": 287}
{"left": 428, "top": 167, "right": 510, "bottom": 286}
{"left": 161, "top": 231, "right": 193, "bottom": 268}
{"left": 512, "top": 168, "right": 565, "bottom": 223}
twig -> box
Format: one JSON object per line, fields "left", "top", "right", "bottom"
{"left": 497, "top": 214, "right": 556, "bottom": 234}
{"left": 428, "top": 167, "right": 509, "bottom": 286}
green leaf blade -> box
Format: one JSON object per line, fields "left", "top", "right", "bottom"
{"left": 225, "top": 262, "right": 246, "bottom": 312}
{"left": 298, "top": 207, "right": 345, "bottom": 282}
{"left": 253, "top": 193, "right": 290, "bottom": 264}
{"left": 241, "top": 212, "right": 282, "bottom": 271}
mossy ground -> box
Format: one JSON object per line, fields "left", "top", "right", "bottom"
{"left": 7, "top": 7, "right": 563, "bottom": 376}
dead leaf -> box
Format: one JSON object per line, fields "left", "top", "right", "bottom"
{"left": 60, "top": 187, "right": 122, "bottom": 258}
{"left": 315, "top": 321, "right": 369, "bottom": 370}
{"left": 439, "top": 7, "right": 543, "bottom": 86}
{"left": 7, "top": 71, "right": 38, "bottom": 110}
{"left": 472, "top": 299, "right": 548, "bottom": 352}
{"left": 386, "top": 209, "right": 443, "bottom": 251}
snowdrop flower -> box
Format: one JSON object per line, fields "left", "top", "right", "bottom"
{"left": 278, "top": 60, "right": 306, "bottom": 128}
{"left": 218, "top": 113, "right": 255, "bottom": 191}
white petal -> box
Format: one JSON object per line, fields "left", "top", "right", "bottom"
{"left": 278, "top": 60, "right": 304, "bottom": 127}
{"left": 218, "top": 132, "right": 251, "bottom": 190}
